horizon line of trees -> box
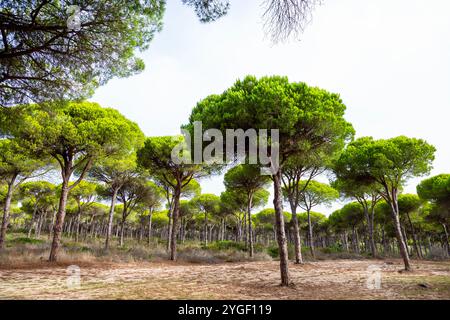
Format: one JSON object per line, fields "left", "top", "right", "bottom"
{"left": 2, "top": 176, "right": 449, "bottom": 261}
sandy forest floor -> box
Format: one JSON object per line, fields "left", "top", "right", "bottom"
{"left": 1, "top": 259, "right": 449, "bottom": 300}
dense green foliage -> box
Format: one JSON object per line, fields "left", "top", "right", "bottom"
{"left": 0, "top": 0, "right": 165, "bottom": 106}
{"left": 186, "top": 75, "right": 354, "bottom": 285}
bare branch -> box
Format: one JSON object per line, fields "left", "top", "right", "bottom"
{"left": 262, "top": 0, "right": 321, "bottom": 43}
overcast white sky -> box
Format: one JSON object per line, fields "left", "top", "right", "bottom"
{"left": 92, "top": 0, "right": 450, "bottom": 215}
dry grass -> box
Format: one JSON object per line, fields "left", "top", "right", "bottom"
{"left": 0, "top": 259, "right": 448, "bottom": 300}
{"left": 1, "top": 234, "right": 448, "bottom": 300}
{"left": 0, "top": 235, "right": 272, "bottom": 269}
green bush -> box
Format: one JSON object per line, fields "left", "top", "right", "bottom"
{"left": 320, "top": 243, "right": 343, "bottom": 254}
{"left": 203, "top": 240, "right": 246, "bottom": 252}
{"left": 266, "top": 244, "right": 295, "bottom": 259}
{"left": 10, "top": 237, "right": 45, "bottom": 245}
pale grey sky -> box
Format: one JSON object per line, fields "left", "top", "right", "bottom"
{"left": 92, "top": 0, "right": 450, "bottom": 215}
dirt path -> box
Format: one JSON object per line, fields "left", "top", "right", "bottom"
{"left": 0, "top": 259, "right": 449, "bottom": 299}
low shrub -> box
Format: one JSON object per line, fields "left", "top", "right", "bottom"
{"left": 320, "top": 244, "right": 343, "bottom": 254}
{"left": 204, "top": 240, "right": 246, "bottom": 252}
{"left": 178, "top": 248, "right": 220, "bottom": 264}
{"left": 9, "top": 237, "right": 45, "bottom": 245}
{"left": 266, "top": 244, "right": 295, "bottom": 259}
{"left": 177, "top": 247, "right": 272, "bottom": 264}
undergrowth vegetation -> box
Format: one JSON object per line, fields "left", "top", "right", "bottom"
{"left": 1, "top": 233, "right": 392, "bottom": 268}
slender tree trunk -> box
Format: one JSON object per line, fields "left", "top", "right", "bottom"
{"left": 0, "top": 177, "right": 16, "bottom": 250}
{"left": 243, "top": 211, "right": 247, "bottom": 249}
{"left": 49, "top": 178, "right": 70, "bottom": 261}
{"left": 442, "top": 223, "right": 449, "bottom": 256}
{"left": 138, "top": 223, "right": 142, "bottom": 242}
{"left": 184, "top": 220, "right": 188, "bottom": 243}
{"left": 247, "top": 192, "right": 254, "bottom": 257}
{"left": 370, "top": 205, "right": 378, "bottom": 257}
{"left": 67, "top": 217, "right": 73, "bottom": 237}
{"left": 406, "top": 212, "right": 422, "bottom": 259}
{"left": 148, "top": 208, "right": 153, "bottom": 246}
{"left": 27, "top": 202, "right": 39, "bottom": 238}
{"left": 235, "top": 217, "right": 240, "bottom": 241}
{"left": 167, "top": 200, "right": 173, "bottom": 252}
{"left": 289, "top": 201, "right": 303, "bottom": 264}
{"left": 48, "top": 210, "right": 56, "bottom": 240}
{"left": 343, "top": 231, "right": 349, "bottom": 252}
{"left": 36, "top": 210, "right": 46, "bottom": 238}
{"left": 387, "top": 189, "right": 411, "bottom": 270}
{"left": 170, "top": 184, "right": 181, "bottom": 261}
{"left": 75, "top": 207, "right": 81, "bottom": 242}
{"left": 355, "top": 227, "right": 360, "bottom": 254}
{"left": 401, "top": 226, "right": 412, "bottom": 256}
{"left": 104, "top": 187, "right": 119, "bottom": 250}
{"left": 382, "top": 228, "right": 389, "bottom": 255}
{"left": 273, "top": 170, "right": 290, "bottom": 286}
{"left": 363, "top": 206, "right": 377, "bottom": 257}
{"left": 204, "top": 211, "right": 208, "bottom": 246}
{"left": 180, "top": 218, "right": 185, "bottom": 243}
{"left": 306, "top": 209, "right": 315, "bottom": 258}
{"left": 217, "top": 218, "right": 221, "bottom": 241}
{"left": 209, "top": 225, "right": 213, "bottom": 243}
{"left": 222, "top": 218, "right": 226, "bottom": 241}
{"left": 417, "top": 234, "right": 424, "bottom": 258}
{"left": 120, "top": 218, "right": 126, "bottom": 247}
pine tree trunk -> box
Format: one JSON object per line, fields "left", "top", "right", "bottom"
{"left": 401, "top": 226, "right": 412, "bottom": 256}
{"left": 36, "top": 211, "right": 46, "bottom": 238}
{"left": 355, "top": 227, "right": 360, "bottom": 254}
{"left": 236, "top": 217, "right": 241, "bottom": 242}
{"left": 0, "top": 177, "right": 16, "bottom": 250}
{"left": 382, "top": 228, "right": 389, "bottom": 255}
{"left": 289, "top": 201, "right": 303, "bottom": 264}
{"left": 105, "top": 187, "right": 118, "bottom": 250}
{"left": 148, "top": 209, "right": 153, "bottom": 246}
{"left": 48, "top": 210, "right": 56, "bottom": 240}
{"left": 343, "top": 231, "right": 349, "bottom": 252}
{"left": 307, "top": 209, "right": 315, "bottom": 258}
{"left": 120, "top": 218, "right": 125, "bottom": 247}
{"left": 167, "top": 201, "right": 173, "bottom": 252}
{"left": 75, "top": 208, "right": 81, "bottom": 242}
{"left": 442, "top": 223, "right": 449, "bottom": 256}
{"left": 67, "top": 217, "right": 72, "bottom": 237}
{"left": 209, "top": 225, "right": 214, "bottom": 243}
{"left": 224, "top": 221, "right": 227, "bottom": 240}
{"left": 247, "top": 192, "right": 254, "bottom": 257}
{"left": 27, "top": 202, "right": 39, "bottom": 238}
{"left": 243, "top": 211, "right": 247, "bottom": 249}
{"left": 388, "top": 189, "right": 411, "bottom": 270}
{"left": 406, "top": 212, "right": 422, "bottom": 259}
{"left": 49, "top": 178, "right": 70, "bottom": 261}
{"left": 170, "top": 184, "right": 181, "bottom": 261}
{"left": 363, "top": 206, "right": 377, "bottom": 257}
{"left": 273, "top": 169, "right": 290, "bottom": 286}
{"left": 417, "top": 234, "right": 424, "bottom": 258}
{"left": 204, "top": 211, "right": 208, "bottom": 246}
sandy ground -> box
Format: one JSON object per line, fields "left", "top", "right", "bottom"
{"left": 0, "top": 259, "right": 449, "bottom": 300}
